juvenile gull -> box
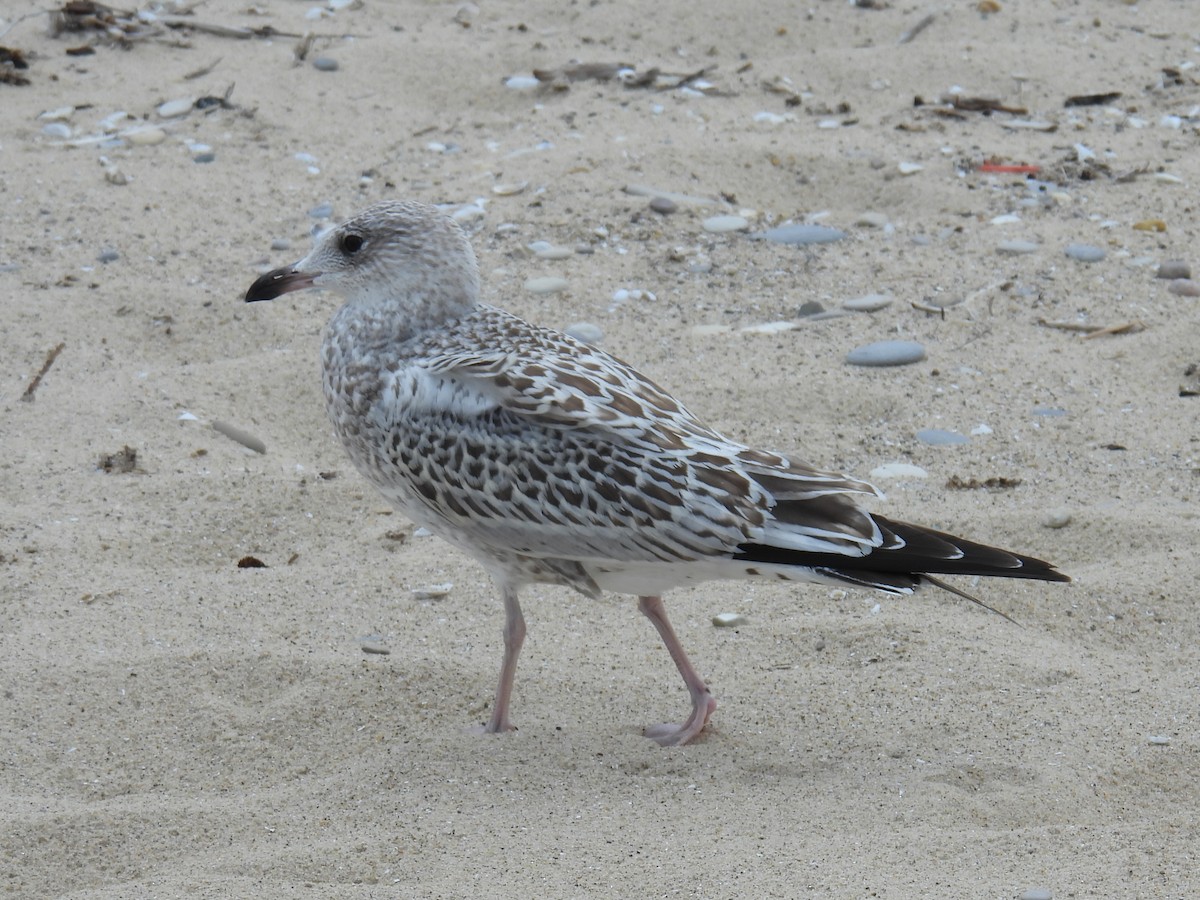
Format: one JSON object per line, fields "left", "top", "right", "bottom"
{"left": 246, "top": 200, "right": 1069, "bottom": 746}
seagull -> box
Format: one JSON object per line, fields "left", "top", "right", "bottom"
{"left": 245, "top": 200, "right": 1069, "bottom": 746}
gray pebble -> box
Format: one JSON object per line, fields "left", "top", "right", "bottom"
{"left": 42, "top": 122, "right": 72, "bottom": 139}
{"left": 308, "top": 202, "right": 334, "bottom": 219}
{"left": 796, "top": 300, "right": 825, "bottom": 317}
{"left": 712, "top": 612, "right": 747, "bottom": 627}
{"left": 702, "top": 215, "right": 749, "bottom": 234}
{"left": 1043, "top": 509, "right": 1072, "bottom": 529}
{"left": 915, "top": 428, "right": 969, "bottom": 446}
{"left": 855, "top": 211, "right": 889, "bottom": 228}
{"left": 1167, "top": 279, "right": 1200, "bottom": 297}
{"left": 525, "top": 276, "right": 569, "bottom": 295}
{"left": 845, "top": 340, "right": 926, "bottom": 367}
{"left": 649, "top": 196, "right": 678, "bottom": 215}
{"left": 1018, "top": 889, "right": 1052, "bottom": 900}
{"left": 997, "top": 240, "right": 1040, "bottom": 255}
{"left": 361, "top": 642, "right": 391, "bottom": 655}
{"left": 97, "top": 248, "right": 120, "bottom": 263}
{"left": 842, "top": 293, "right": 893, "bottom": 312}
{"left": 565, "top": 322, "right": 604, "bottom": 344}
{"left": 1156, "top": 259, "right": 1191, "bottom": 280}
{"left": 193, "top": 152, "right": 216, "bottom": 164}
{"left": 1064, "top": 243, "right": 1105, "bottom": 263}
{"left": 755, "top": 224, "right": 846, "bottom": 246}
{"left": 270, "top": 238, "right": 292, "bottom": 252}
{"left": 312, "top": 57, "right": 340, "bottom": 72}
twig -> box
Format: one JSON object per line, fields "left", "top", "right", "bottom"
{"left": 898, "top": 12, "right": 935, "bottom": 45}
{"left": 21, "top": 342, "right": 65, "bottom": 402}
{"left": 1081, "top": 320, "right": 1145, "bottom": 339}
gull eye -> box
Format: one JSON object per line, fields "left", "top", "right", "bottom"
{"left": 339, "top": 233, "right": 365, "bottom": 255}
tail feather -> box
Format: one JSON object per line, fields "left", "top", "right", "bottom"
{"left": 734, "top": 514, "right": 1070, "bottom": 587}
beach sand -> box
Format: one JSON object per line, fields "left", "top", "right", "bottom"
{"left": 2, "top": 1, "right": 1197, "bottom": 896}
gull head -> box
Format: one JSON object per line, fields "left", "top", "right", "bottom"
{"left": 245, "top": 200, "right": 480, "bottom": 320}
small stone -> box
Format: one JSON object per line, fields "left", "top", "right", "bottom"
{"left": 103, "top": 166, "right": 127, "bottom": 186}
{"left": 1157, "top": 260, "right": 1191, "bottom": 280}
{"left": 492, "top": 181, "right": 528, "bottom": 196}
{"left": 990, "top": 214, "right": 1022, "bottom": 225}
{"left": 529, "top": 241, "right": 572, "bottom": 260}
{"left": 1018, "top": 889, "right": 1052, "bottom": 900}
{"left": 897, "top": 161, "right": 923, "bottom": 175}
{"left": 755, "top": 224, "right": 846, "bottom": 246}
{"left": 997, "top": 240, "right": 1040, "bottom": 255}
{"left": 846, "top": 340, "right": 926, "bottom": 367}
{"left": 1167, "top": 279, "right": 1200, "bottom": 297}
{"left": 796, "top": 300, "right": 825, "bottom": 317}
{"left": 308, "top": 202, "right": 335, "bottom": 219}
{"left": 1064, "top": 243, "right": 1105, "bottom": 262}
{"left": 916, "top": 428, "right": 969, "bottom": 446}
{"left": 842, "top": 293, "right": 893, "bottom": 312}
{"left": 565, "top": 322, "right": 604, "bottom": 344}
{"left": 412, "top": 583, "right": 453, "bottom": 600}
{"left": 649, "top": 196, "right": 678, "bottom": 215}
{"left": 270, "top": 238, "right": 292, "bottom": 252}
{"left": 156, "top": 98, "right": 194, "bottom": 118}
{"left": 39, "top": 106, "right": 75, "bottom": 122}
{"left": 869, "top": 462, "right": 928, "bottom": 480}
{"left": 193, "top": 152, "right": 216, "bottom": 164}
{"left": 712, "top": 612, "right": 747, "bottom": 627}
{"left": 854, "top": 211, "right": 889, "bottom": 228}
{"left": 1043, "top": 509, "right": 1072, "bottom": 529}
{"left": 97, "top": 248, "right": 120, "bottom": 263}
{"left": 525, "top": 276, "right": 569, "bottom": 295}
{"left": 702, "top": 215, "right": 750, "bottom": 233}
{"left": 41, "top": 122, "right": 72, "bottom": 139}
{"left": 361, "top": 642, "right": 391, "bottom": 655}
{"left": 1147, "top": 734, "right": 1171, "bottom": 746}
{"left": 505, "top": 75, "right": 540, "bottom": 90}
{"left": 312, "top": 56, "right": 339, "bottom": 71}
{"left": 1132, "top": 219, "right": 1167, "bottom": 232}
{"left": 126, "top": 127, "right": 166, "bottom": 146}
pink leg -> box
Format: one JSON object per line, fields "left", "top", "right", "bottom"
{"left": 638, "top": 595, "right": 717, "bottom": 746}
{"left": 475, "top": 584, "right": 524, "bottom": 735}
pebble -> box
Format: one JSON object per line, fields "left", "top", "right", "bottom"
{"left": 1167, "top": 279, "right": 1200, "bottom": 297}
{"left": 845, "top": 340, "right": 926, "bottom": 367}
{"left": 360, "top": 641, "right": 391, "bottom": 655}
{"left": 990, "top": 214, "right": 1022, "bottom": 226}
{"left": 156, "top": 98, "right": 194, "bottom": 118}
{"left": 712, "top": 612, "right": 747, "bottom": 627}
{"left": 1156, "top": 259, "right": 1191, "bottom": 280}
{"left": 897, "top": 161, "right": 923, "bottom": 175}
{"left": 411, "top": 583, "right": 453, "bottom": 600}
{"left": 41, "top": 123, "right": 72, "bottom": 139}
{"left": 308, "top": 202, "right": 334, "bottom": 219}
{"left": 1064, "top": 243, "right": 1105, "bottom": 263}
{"left": 854, "top": 211, "right": 889, "bottom": 228}
{"left": 611, "top": 288, "right": 656, "bottom": 303}
{"left": 1042, "top": 509, "right": 1072, "bottom": 529}
{"left": 997, "top": 240, "right": 1040, "bottom": 255}
{"left": 1018, "top": 889, "right": 1052, "bottom": 900}
{"left": 916, "top": 428, "right": 969, "bottom": 446}
{"left": 702, "top": 215, "right": 750, "bottom": 233}
{"left": 492, "top": 182, "right": 528, "bottom": 197}
{"left": 525, "top": 276, "right": 569, "bottom": 294}
{"left": 565, "top": 322, "right": 604, "bottom": 345}
{"left": 193, "top": 152, "right": 216, "bottom": 164}
{"left": 1147, "top": 734, "right": 1171, "bottom": 746}
{"left": 97, "top": 248, "right": 120, "bottom": 263}
{"left": 126, "top": 126, "right": 166, "bottom": 146}
{"left": 1032, "top": 407, "right": 1068, "bottom": 417}
{"left": 312, "top": 56, "right": 339, "bottom": 71}
{"left": 649, "top": 196, "right": 678, "bottom": 215}
{"left": 1133, "top": 219, "right": 1167, "bottom": 232}
{"left": 270, "top": 238, "right": 292, "bottom": 252}
{"left": 39, "top": 106, "right": 75, "bottom": 122}
{"left": 504, "top": 75, "right": 540, "bottom": 90}
{"left": 528, "top": 241, "right": 572, "bottom": 260}
{"left": 740, "top": 321, "right": 797, "bottom": 335}
{"left": 842, "top": 293, "right": 893, "bottom": 312}
{"left": 796, "top": 300, "right": 824, "bottom": 317}
{"left": 755, "top": 224, "right": 846, "bottom": 246}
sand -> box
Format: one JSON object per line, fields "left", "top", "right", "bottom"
{"left": 2, "top": 1, "right": 1198, "bottom": 896}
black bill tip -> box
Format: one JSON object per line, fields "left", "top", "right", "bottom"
{"left": 244, "top": 266, "right": 316, "bottom": 303}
